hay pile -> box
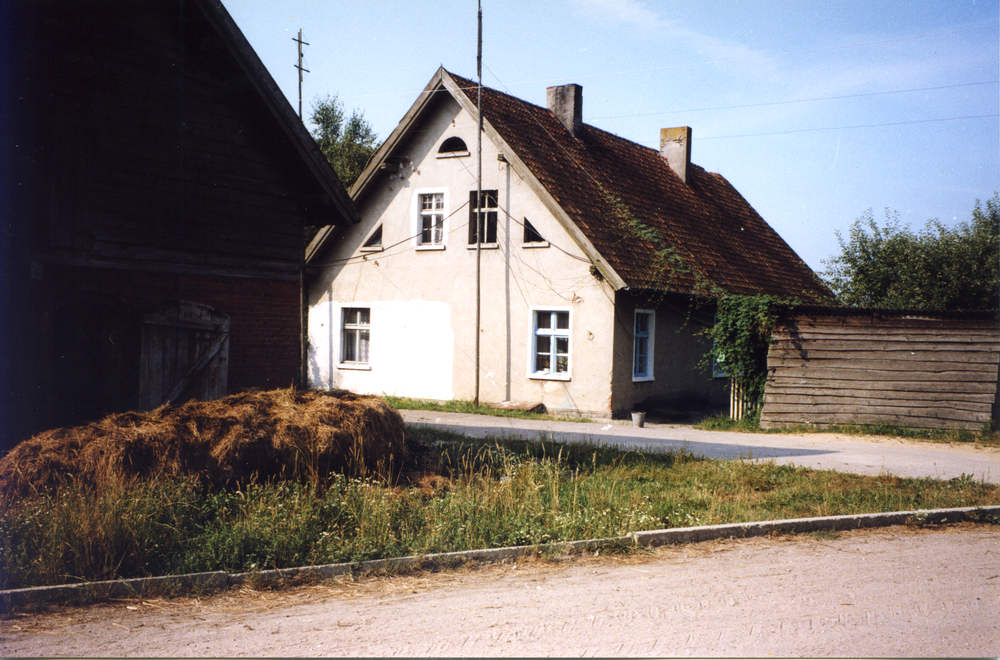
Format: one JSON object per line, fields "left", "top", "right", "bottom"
{"left": 0, "top": 388, "right": 412, "bottom": 498}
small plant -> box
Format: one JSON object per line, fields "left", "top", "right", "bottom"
{"left": 810, "top": 529, "right": 840, "bottom": 540}
{"left": 695, "top": 413, "right": 763, "bottom": 433}
{"left": 967, "top": 508, "right": 1000, "bottom": 525}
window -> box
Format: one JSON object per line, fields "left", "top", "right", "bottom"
{"left": 468, "top": 190, "right": 498, "bottom": 244}
{"left": 711, "top": 314, "right": 729, "bottom": 378}
{"left": 531, "top": 309, "right": 570, "bottom": 378}
{"left": 633, "top": 310, "right": 654, "bottom": 381}
{"left": 523, "top": 218, "right": 546, "bottom": 245}
{"left": 361, "top": 224, "right": 382, "bottom": 250}
{"left": 341, "top": 307, "right": 370, "bottom": 365}
{"left": 417, "top": 193, "right": 445, "bottom": 247}
{"left": 438, "top": 136, "right": 469, "bottom": 157}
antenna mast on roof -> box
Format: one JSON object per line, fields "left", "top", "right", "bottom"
{"left": 293, "top": 29, "right": 310, "bottom": 119}
{"left": 474, "top": 0, "right": 483, "bottom": 406}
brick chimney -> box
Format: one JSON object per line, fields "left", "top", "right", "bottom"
{"left": 547, "top": 84, "right": 583, "bottom": 137}
{"left": 660, "top": 127, "right": 692, "bottom": 184}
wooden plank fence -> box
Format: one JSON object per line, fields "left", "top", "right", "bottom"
{"left": 760, "top": 310, "right": 1000, "bottom": 431}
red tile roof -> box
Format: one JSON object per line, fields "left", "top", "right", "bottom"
{"left": 449, "top": 71, "right": 832, "bottom": 303}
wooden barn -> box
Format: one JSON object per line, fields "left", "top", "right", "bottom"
{"left": 760, "top": 307, "right": 1000, "bottom": 431}
{"left": 1, "top": 0, "right": 359, "bottom": 450}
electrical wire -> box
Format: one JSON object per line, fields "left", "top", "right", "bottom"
{"left": 490, "top": 25, "right": 998, "bottom": 87}
{"left": 699, "top": 113, "right": 1000, "bottom": 141}
{"left": 592, "top": 80, "right": 1000, "bottom": 121}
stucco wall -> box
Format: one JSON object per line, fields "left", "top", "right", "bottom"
{"left": 307, "top": 93, "right": 617, "bottom": 415}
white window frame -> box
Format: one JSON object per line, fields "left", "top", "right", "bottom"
{"left": 522, "top": 218, "right": 549, "bottom": 249}
{"left": 632, "top": 309, "right": 655, "bottom": 382}
{"left": 413, "top": 189, "right": 448, "bottom": 250}
{"left": 340, "top": 306, "right": 371, "bottom": 370}
{"left": 436, "top": 136, "right": 470, "bottom": 158}
{"left": 529, "top": 307, "right": 571, "bottom": 380}
{"left": 360, "top": 224, "right": 383, "bottom": 253}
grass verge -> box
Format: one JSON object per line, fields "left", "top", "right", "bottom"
{"left": 383, "top": 396, "right": 589, "bottom": 422}
{"left": 695, "top": 414, "right": 1000, "bottom": 446}
{"left": 2, "top": 427, "right": 997, "bottom": 591}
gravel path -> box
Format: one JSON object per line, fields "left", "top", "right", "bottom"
{"left": 3, "top": 524, "right": 997, "bottom": 657}
{"left": 402, "top": 410, "right": 1000, "bottom": 483}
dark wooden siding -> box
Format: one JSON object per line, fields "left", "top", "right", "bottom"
{"left": 10, "top": 0, "right": 331, "bottom": 277}
{"left": 2, "top": 0, "right": 354, "bottom": 450}
{"left": 760, "top": 312, "right": 1000, "bottom": 431}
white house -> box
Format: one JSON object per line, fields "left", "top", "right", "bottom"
{"left": 304, "top": 68, "right": 830, "bottom": 418}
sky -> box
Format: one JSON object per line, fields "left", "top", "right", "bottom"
{"left": 223, "top": 0, "right": 999, "bottom": 274}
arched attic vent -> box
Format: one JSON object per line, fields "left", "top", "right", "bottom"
{"left": 437, "top": 136, "right": 469, "bottom": 157}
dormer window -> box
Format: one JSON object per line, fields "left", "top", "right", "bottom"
{"left": 437, "top": 136, "right": 469, "bottom": 158}
{"left": 361, "top": 225, "right": 383, "bottom": 251}
{"left": 523, "top": 219, "right": 548, "bottom": 247}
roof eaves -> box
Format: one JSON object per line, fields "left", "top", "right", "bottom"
{"left": 349, "top": 67, "right": 450, "bottom": 199}
{"left": 308, "top": 68, "right": 454, "bottom": 264}
{"left": 193, "top": 0, "right": 359, "bottom": 230}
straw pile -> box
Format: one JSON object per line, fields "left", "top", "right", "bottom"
{"left": 0, "top": 388, "right": 415, "bottom": 498}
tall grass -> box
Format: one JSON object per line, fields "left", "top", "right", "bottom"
{"left": 2, "top": 430, "right": 997, "bottom": 590}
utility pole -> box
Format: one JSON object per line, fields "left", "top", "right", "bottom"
{"left": 293, "top": 28, "right": 309, "bottom": 388}
{"left": 474, "top": 1, "right": 483, "bottom": 406}
{"left": 293, "top": 29, "right": 309, "bottom": 119}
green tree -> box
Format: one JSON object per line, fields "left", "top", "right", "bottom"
{"left": 310, "top": 94, "right": 378, "bottom": 189}
{"left": 821, "top": 193, "right": 999, "bottom": 311}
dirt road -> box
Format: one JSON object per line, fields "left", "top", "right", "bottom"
{"left": 3, "top": 524, "right": 997, "bottom": 657}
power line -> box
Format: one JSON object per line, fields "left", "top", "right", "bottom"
{"left": 592, "top": 80, "right": 999, "bottom": 121}
{"left": 698, "top": 113, "right": 1000, "bottom": 140}
{"left": 496, "top": 24, "right": 998, "bottom": 88}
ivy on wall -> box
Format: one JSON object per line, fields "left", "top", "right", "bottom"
{"left": 702, "top": 295, "right": 784, "bottom": 416}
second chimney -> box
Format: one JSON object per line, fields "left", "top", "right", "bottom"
{"left": 660, "top": 127, "right": 692, "bottom": 184}
{"left": 547, "top": 84, "right": 583, "bottom": 137}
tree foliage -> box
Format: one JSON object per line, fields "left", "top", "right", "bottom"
{"left": 310, "top": 95, "right": 378, "bottom": 189}
{"left": 821, "top": 194, "right": 999, "bottom": 311}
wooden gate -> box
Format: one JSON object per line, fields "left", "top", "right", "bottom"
{"left": 139, "top": 301, "right": 230, "bottom": 409}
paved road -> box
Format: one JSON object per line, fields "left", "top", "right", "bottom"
{"left": 3, "top": 525, "right": 997, "bottom": 657}
{"left": 401, "top": 410, "right": 1000, "bottom": 483}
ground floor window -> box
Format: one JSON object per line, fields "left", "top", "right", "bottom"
{"left": 633, "top": 310, "right": 654, "bottom": 381}
{"left": 342, "top": 307, "right": 370, "bottom": 364}
{"left": 531, "top": 309, "right": 570, "bottom": 378}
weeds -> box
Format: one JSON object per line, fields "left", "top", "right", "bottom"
{"left": 2, "top": 432, "right": 997, "bottom": 591}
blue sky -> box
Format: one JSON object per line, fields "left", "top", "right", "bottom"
{"left": 224, "top": 0, "right": 999, "bottom": 273}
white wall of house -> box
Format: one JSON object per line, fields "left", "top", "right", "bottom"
{"left": 307, "top": 92, "right": 618, "bottom": 415}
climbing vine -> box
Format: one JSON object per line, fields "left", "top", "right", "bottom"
{"left": 599, "top": 185, "right": 720, "bottom": 299}
{"left": 702, "top": 295, "right": 784, "bottom": 416}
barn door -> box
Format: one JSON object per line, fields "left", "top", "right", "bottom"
{"left": 139, "top": 301, "right": 230, "bottom": 409}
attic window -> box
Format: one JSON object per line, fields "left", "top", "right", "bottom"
{"left": 469, "top": 190, "right": 498, "bottom": 245}
{"left": 523, "top": 219, "right": 547, "bottom": 247}
{"left": 437, "top": 136, "right": 469, "bottom": 158}
{"left": 361, "top": 225, "right": 383, "bottom": 251}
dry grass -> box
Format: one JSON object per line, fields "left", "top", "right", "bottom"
{"left": 0, "top": 388, "right": 410, "bottom": 501}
